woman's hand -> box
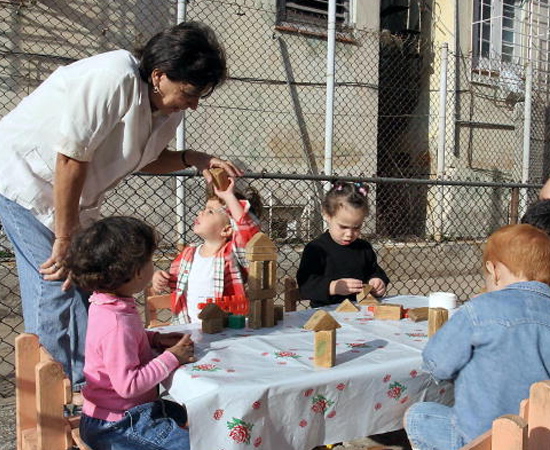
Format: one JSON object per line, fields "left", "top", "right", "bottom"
{"left": 186, "top": 150, "right": 243, "bottom": 181}
{"left": 329, "top": 278, "right": 364, "bottom": 296}
{"left": 368, "top": 277, "right": 387, "bottom": 296}
{"left": 39, "top": 237, "right": 71, "bottom": 290}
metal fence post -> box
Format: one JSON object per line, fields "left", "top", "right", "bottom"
{"left": 434, "top": 43, "right": 449, "bottom": 242}
{"left": 520, "top": 61, "right": 533, "bottom": 217}
{"left": 323, "top": 0, "right": 336, "bottom": 180}
{"left": 176, "top": 0, "right": 187, "bottom": 246}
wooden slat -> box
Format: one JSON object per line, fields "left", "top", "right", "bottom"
{"left": 16, "top": 334, "right": 40, "bottom": 450}
{"left": 458, "top": 430, "right": 491, "bottom": 450}
{"left": 492, "top": 415, "right": 527, "bottom": 450}
{"left": 283, "top": 277, "right": 299, "bottom": 312}
{"left": 519, "top": 398, "right": 529, "bottom": 420}
{"left": 527, "top": 380, "right": 550, "bottom": 450}
{"left": 35, "top": 360, "right": 71, "bottom": 450}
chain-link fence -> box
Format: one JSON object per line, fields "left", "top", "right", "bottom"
{"left": 1, "top": 0, "right": 550, "bottom": 401}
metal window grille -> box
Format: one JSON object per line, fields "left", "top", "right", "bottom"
{"left": 276, "top": 0, "right": 350, "bottom": 28}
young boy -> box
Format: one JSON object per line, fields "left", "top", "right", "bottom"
{"left": 152, "top": 179, "right": 261, "bottom": 324}
{"left": 405, "top": 224, "right": 550, "bottom": 450}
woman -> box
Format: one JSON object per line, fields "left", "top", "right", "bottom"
{"left": 0, "top": 21, "right": 238, "bottom": 387}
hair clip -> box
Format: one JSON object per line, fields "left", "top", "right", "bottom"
{"left": 353, "top": 182, "right": 369, "bottom": 197}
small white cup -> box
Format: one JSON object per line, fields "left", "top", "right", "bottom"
{"left": 429, "top": 292, "right": 457, "bottom": 310}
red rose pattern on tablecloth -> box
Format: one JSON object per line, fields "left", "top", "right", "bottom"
{"left": 387, "top": 381, "right": 407, "bottom": 400}
{"left": 336, "top": 383, "right": 346, "bottom": 390}
{"left": 226, "top": 369, "right": 236, "bottom": 373}
{"left": 274, "top": 351, "right": 301, "bottom": 359}
{"left": 254, "top": 437, "right": 262, "bottom": 448}
{"left": 227, "top": 418, "right": 254, "bottom": 445}
{"left": 439, "top": 388, "right": 446, "bottom": 395}
{"left": 304, "top": 388, "right": 314, "bottom": 397}
{"left": 410, "top": 370, "right": 418, "bottom": 378}
{"left": 192, "top": 363, "right": 221, "bottom": 372}
{"left": 327, "top": 410, "right": 336, "bottom": 418}
{"left": 261, "top": 352, "right": 269, "bottom": 356}
{"left": 406, "top": 332, "right": 427, "bottom": 338}
{"left": 374, "top": 402, "right": 382, "bottom": 410}
{"left": 311, "top": 394, "right": 335, "bottom": 414}
{"left": 383, "top": 374, "right": 391, "bottom": 383}
{"left": 299, "top": 419, "right": 308, "bottom": 427}
{"left": 213, "top": 409, "right": 225, "bottom": 420}
{"left": 400, "top": 396, "right": 409, "bottom": 404}
{"left": 252, "top": 401, "right": 261, "bottom": 409}
{"left": 211, "top": 358, "right": 221, "bottom": 362}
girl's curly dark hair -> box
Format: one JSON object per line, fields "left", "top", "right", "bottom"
{"left": 64, "top": 216, "right": 157, "bottom": 292}
{"left": 322, "top": 181, "right": 370, "bottom": 217}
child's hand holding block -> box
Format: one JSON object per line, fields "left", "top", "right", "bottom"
{"left": 209, "top": 167, "right": 231, "bottom": 191}
{"left": 356, "top": 284, "right": 374, "bottom": 302}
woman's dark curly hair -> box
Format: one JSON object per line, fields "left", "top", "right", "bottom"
{"left": 64, "top": 216, "right": 157, "bottom": 292}
{"left": 322, "top": 181, "right": 370, "bottom": 217}
{"left": 137, "top": 21, "right": 227, "bottom": 93}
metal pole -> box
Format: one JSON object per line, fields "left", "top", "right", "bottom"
{"left": 437, "top": 43, "right": 449, "bottom": 179}
{"left": 176, "top": 0, "right": 187, "bottom": 245}
{"left": 435, "top": 43, "right": 448, "bottom": 242}
{"left": 323, "top": 0, "right": 337, "bottom": 180}
{"left": 520, "top": 61, "right": 533, "bottom": 217}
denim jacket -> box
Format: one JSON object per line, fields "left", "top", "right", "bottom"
{"left": 423, "top": 281, "right": 550, "bottom": 441}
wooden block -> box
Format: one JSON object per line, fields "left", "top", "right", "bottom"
{"left": 407, "top": 307, "right": 429, "bottom": 322}
{"left": 492, "top": 415, "right": 527, "bottom": 450}
{"left": 356, "top": 284, "right": 373, "bottom": 302}
{"left": 248, "top": 300, "right": 263, "bottom": 329}
{"left": 519, "top": 399, "right": 529, "bottom": 420}
{"left": 303, "top": 310, "right": 341, "bottom": 331}
{"left": 335, "top": 299, "right": 359, "bottom": 312}
{"left": 283, "top": 277, "right": 299, "bottom": 312}
{"left": 314, "top": 329, "right": 336, "bottom": 368}
{"left": 202, "top": 317, "right": 224, "bottom": 334}
{"left": 374, "top": 304, "right": 403, "bottom": 320}
{"left": 245, "top": 233, "right": 277, "bottom": 261}
{"left": 209, "top": 167, "right": 230, "bottom": 191}
{"left": 527, "top": 380, "right": 550, "bottom": 449}
{"left": 262, "top": 298, "right": 275, "bottom": 328}
{"left": 358, "top": 294, "right": 380, "bottom": 307}
{"left": 428, "top": 307, "right": 449, "bottom": 337}
{"left": 274, "top": 304, "right": 284, "bottom": 322}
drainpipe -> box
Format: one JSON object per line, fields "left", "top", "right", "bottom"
{"left": 176, "top": 0, "right": 187, "bottom": 245}
{"left": 323, "top": 0, "right": 337, "bottom": 183}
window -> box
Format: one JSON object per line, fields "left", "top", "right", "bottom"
{"left": 276, "top": 0, "right": 351, "bottom": 30}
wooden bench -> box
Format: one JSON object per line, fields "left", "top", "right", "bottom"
{"left": 459, "top": 380, "right": 550, "bottom": 450}
{"left": 15, "top": 333, "right": 92, "bottom": 450}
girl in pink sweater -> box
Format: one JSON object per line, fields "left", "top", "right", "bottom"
{"left": 65, "top": 216, "right": 195, "bottom": 450}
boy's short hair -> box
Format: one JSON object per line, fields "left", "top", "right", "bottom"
{"left": 483, "top": 224, "right": 550, "bottom": 285}
{"left": 521, "top": 199, "right": 550, "bottom": 235}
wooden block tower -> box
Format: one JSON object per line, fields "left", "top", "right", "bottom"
{"left": 245, "top": 232, "right": 277, "bottom": 329}
{"left": 303, "top": 310, "right": 341, "bottom": 368}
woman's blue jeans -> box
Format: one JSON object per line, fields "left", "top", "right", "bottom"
{"left": 0, "top": 195, "right": 88, "bottom": 386}
{"left": 405, "top": 402, "right": 466, "bottom": 450}
{"left": 80, "top": 400, "right": 190, "bottom": 450}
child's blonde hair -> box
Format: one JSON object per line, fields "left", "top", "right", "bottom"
{"left": 483, "top": 224, "right": 550, "bottom": 285}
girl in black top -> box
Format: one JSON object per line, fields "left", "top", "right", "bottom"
{"left": 297, "top": 182, "right": 389, "bottom": 307}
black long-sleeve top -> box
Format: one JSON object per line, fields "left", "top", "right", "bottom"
{"left": 296, "top": 231, "right": 390, "bottom": 307}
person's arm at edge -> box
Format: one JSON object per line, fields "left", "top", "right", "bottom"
{"left": 540, "top": 178, "right": 550, "bottom": 199}
{"left": 40, "top": 154, "right": 88, "bottom": 284}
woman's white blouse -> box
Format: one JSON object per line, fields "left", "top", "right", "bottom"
{"left": 0, "top": 49, "right": 182, "bottom": 230}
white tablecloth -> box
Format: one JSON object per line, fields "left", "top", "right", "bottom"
{"left": 159, "top": 295, "right": 454, "bottom": 450}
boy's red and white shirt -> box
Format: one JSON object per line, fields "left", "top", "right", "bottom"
{"left": 169, "top": 200, "right": 260, "bottom": 323}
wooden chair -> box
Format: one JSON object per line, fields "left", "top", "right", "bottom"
{"left": 15, "top": 333, "right": 92, "bottom": 450}
{"left": 144, "top": 287, "right": 172, "bottom": 328}
{"left": 458, "top": 380, "right": 550, "bottom": 450}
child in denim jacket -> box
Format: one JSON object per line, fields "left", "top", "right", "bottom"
{"left": 405, "top": 224, "right": 550, "bottom": 450}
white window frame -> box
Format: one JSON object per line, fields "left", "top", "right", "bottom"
{"left": 276, "top": 0, "right": 353, "bottom": 31}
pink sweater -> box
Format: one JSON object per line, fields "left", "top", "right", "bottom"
{"left": 82, "top": 292, "right": 180, "bottom": 421}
